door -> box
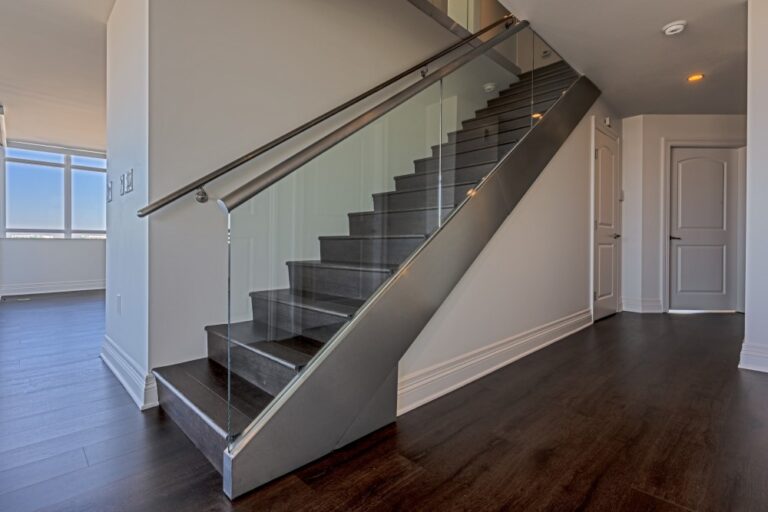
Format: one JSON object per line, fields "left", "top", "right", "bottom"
{"left": 594, "top": 128, "right": 620, "bottom": 320}
{"left": 670, "top": 147, "right": 738, "bottom": 310}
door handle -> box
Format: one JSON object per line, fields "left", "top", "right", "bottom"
{"left": 612, "top": 233, "right": 621, "bottom": 239}
{"left": 670, "top": 236, "right": 682, "bottom": 240}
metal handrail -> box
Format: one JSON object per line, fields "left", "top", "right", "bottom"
{"left": 136, "top": 14, "right": 518, "bottom": 218}
{"left": 219, "top": 19, "right": 528, "bottom": 212}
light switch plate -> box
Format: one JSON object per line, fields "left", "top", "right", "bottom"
{"left": 120, "top": 174, "right": 125, "bottom": 196}
{"left": 125, "top": 169, "right": 134, "bottom": 193}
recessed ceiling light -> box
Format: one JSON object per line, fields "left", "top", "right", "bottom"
{"left": 662, "top": 20, "right": 687, "bottom": 36}
{"left": 687, "top": 73, "right": 705, "bottom": 83}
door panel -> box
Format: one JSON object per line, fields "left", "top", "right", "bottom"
{"left": 594, "top": 129, "right": 620, "bottom": 320}
{"left": 670, "top": 148, "right": 737, "bottom": 310}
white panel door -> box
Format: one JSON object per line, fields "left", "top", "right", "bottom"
{"left": 594, "top": 129, "right": 620, "bottom": 320}
{"left": 670, "top": 147, "right": 738, "bottom": 310}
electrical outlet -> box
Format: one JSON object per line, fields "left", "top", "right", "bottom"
{"left": 125, "top": 169, "right": 134, "bottom": 193}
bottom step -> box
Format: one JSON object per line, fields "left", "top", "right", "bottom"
{"left": 154, "top": 359, "right": 274, "bottom": 473}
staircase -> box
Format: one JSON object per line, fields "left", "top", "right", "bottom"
{"left": 152, "top": 60, "right": 593, "bottom": 494}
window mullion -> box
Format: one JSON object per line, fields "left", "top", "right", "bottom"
{"left": 64, "top": 154, "right": 72, "bottom": 238}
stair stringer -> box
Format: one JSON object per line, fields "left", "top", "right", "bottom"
{"left": 222, "top": 76, "right": 601, "bottom": 499}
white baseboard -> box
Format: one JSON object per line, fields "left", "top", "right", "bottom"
{"left": 0, "top": 279, "right": 105, "bottom": 298}
{"left": 397, "top": 309, "right": 593, "bottom": 415}
{"left": 622, "top": 297, "right": 664, "bottom": 313}
{"left": 100, "top": 335, "right": 158, "bottom": 410}
{"left": 739, "top": 342, "right": 768, "bottom": 373}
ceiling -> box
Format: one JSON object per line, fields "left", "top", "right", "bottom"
{"left": 500, "top": 0, "right": 747, "bottom": 116}
{"left": 0, "top": 0, "right": 116, "bottom": 148}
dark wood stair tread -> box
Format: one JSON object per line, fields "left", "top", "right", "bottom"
{"left": 249, "top": 289, "right": 364, "bottom": 318}
{"left": 154, "top": 359, "right": 272, "bottom": 437}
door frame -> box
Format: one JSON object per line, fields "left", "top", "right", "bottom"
{"left": 660, "top": 138, "right": 746, "bottom": 312}
{"left": 590, "top": 117, "right": 622, "bottom": 319}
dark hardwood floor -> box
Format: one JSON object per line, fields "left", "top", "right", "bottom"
{"left": 1, "top": 291, "right": 766, "bottom": 511}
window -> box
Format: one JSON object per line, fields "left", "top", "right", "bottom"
{"left": 3, "top": 143, "right": 107, "bottom": 239}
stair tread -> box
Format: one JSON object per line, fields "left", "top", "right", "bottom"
{"left": 286, "top": 260, "right": 397, "bottom": 273}
{"left": 319, "top": 234, "right": 428, "bottom": 240}
{"left": 154, "top": 359, "right": 272, "bottom": 437}
{"left": 349, "top": 205, "right": 453, "bottom": 217}
{"left": 206, "top": 321, "right": 319, "bottom": 371}
{"left": 373, "top": 180, "right": 478, "bottom": 198}
{"left": 249, "top": 288, "right": 364, "bottom": 318}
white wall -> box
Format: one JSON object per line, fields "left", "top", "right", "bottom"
{"left": 620, "top": 114, "right": 747, "bottom": 313}
{"left": 0, "top": 239, "right": 105, "bottom": 296}
{"left": 740, "top": 0, "right": 768, "bottom": 373}
{"left": 102, "top": 0, "right": 152, "bottom": 409}
{"left": 398, "top": 99, "right": 618, "bottom": 413}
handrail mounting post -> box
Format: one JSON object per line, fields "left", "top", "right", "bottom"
{"left": 195, "top": 187, "right": 209, "bottom": 204}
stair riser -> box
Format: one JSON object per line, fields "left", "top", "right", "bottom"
{"left": 320, "top": 237, "right": 424, "bottom": 266}
{"left": 155, "top": 377, "right": 227, "bottom": 474}
{"left": 500, "top": 68, "right": 575, "bottom": 93}
{"left": 462, "top": 100, "right": 556, "bottom": 131}
{"left": 207, "top": 332, "right": 296, "bottom": 396}
{"left": 251, "top": 295, "right": 348, "bottom": 335}
{"left": 373, "top": 182, "right": 475, "bottom": 211}
{"left": 431, "top": 129, "right": 523, "bottom": 157}
{"left": 415, "top": 144, "right": 508, "bottom": 173}
{"left": 453, "top": 116, "right": 534, "bottom": 143}
{"left": 394, "top": 165, "right": 489, "bottom": 191}
{"left": 287, "top": 263, "right": 392, "bottom": 300}
{"left": 479, "top": 91, "right": 564, "bottom": 118}
{"left": 349, "top": 209, "right": 449, "bottom": 236}
{"left": 488, "top": 78, "right": 575, "bottom": 109}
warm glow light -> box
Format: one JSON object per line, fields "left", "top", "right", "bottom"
{"left": 532, "top": 112, "right": 543, "bottom": 119}
{"left": 687, "top": 73, "right": 705, "bottom": 83}
{"left": 466, "top": 188, "right": 477, "bottom": 197}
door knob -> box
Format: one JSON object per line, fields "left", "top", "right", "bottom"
{"left": 670, "top": 236, "right": 682, "bottom": 240}
{"left": 612, "top": 233, "right": 621, "bottom": 239}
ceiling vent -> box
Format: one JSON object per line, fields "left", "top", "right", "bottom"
{"left": 662, "top": 20, "right": 687, "bottom": 36}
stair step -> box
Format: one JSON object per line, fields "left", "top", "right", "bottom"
{"left": 287, "top": 260, "right": 395, "bottom": 300}
{"left": 413, "top": 143, "right": 512, "bottom": 173}
{"left": 451, "top": 115, "right": 534, "bottom": 144}
{"left": 250, "top": 288, "right": 362, "bottom": 335}
{"left": 319, "top": 234, "right": 426, "bottom": 266}
{"left": 502, "top": 63, "right": 575, "bottom": 87}
{"left": 478, "top": 90, "right": 565, "bottom": 118}
{"left": 154, "top": 359, "right": 273, "bottom": 473}
{"left": 348, "top": 206, "right": 452, "bottom": 236}
{"left": 462, "top": 99, "right": 557, "bottom": 131}
{"left": 430, "top": 133, "right": 520, "bottom": 158}
{"left": 373, "top": 181, "right": 477, "bottom": 211}
{"left": 206, "top": 321, "right": 321, "bottom": 395}
{"left": 487, "top": 77, "right": 575, "bottom": 109}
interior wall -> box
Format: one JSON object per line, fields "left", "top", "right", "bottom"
{"left": 740, "top": 0, "right": 768, "bottom": 373}
{"left": 398, "top": 98, "right": 619, "bottom": 413}
{"left": 102, "top": 0, "right": 151, "bottom": 408}
{"left": 0, "top": 239, "right": 105, "bottom": 296}
{"left": 620, "top": 114, "right": 747, "bottom": 313}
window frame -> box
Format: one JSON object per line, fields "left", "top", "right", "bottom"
{"left": 2, "top": 141, "right": 107, "bottom": 239}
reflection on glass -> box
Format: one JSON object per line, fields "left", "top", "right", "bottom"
{"left": 5, "top": 147, "right": 66, "bottom": 164}
{"left": 71, "top": 155, "right": 108, "bottom": 169}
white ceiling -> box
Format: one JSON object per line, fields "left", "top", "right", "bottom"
{"left": 501, "top": 0, "right": 748, "bottom": 116}
{"left": 0, "top": 0, "right": 115, "bottom": 148}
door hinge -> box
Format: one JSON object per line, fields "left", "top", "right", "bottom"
{"left": 593, "top": 291, "right": 598, "bottom": 301}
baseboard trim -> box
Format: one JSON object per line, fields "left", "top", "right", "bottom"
{"left": 0, "top": 279, "right": 105, "bottom": 298}
{"left": 100, "top": 335, "right": 158, "bottom": 410}
{"left": 739, "top": 342, "right": 768, "bottom": 374}
{"left": 397, "top": 309, "right": 593, "bottom": 415}
{"left": 622, "top": 297, "right": 664, "bottom": 313}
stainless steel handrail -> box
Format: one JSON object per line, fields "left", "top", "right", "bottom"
{"left": 218, "top": 19, "right": 529, "bottom": 212}
{"left": 136, "top": 14, "right": 518, "bottom": 218}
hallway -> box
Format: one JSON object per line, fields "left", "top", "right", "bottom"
{"left": 0, "top": 292, "right": 766, "bottom": 511}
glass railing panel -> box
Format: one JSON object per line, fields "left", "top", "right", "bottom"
{"left": 225, "top": 82, "right": 442, "bottom": 447}
{"left": 223, "top": 21, "right": 580, "bottom": 447}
